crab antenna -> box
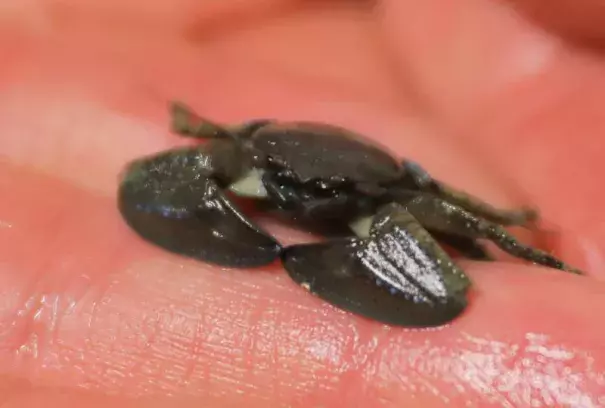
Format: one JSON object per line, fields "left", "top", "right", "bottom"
{"left": 170, "top": 101, "right": 239, "bottom": 141}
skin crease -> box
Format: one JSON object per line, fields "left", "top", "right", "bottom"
{"left": 0, "top": 0, "right": 604, "bottom": 406}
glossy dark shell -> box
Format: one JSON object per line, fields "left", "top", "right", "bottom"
{"left": 251, "top": 122, "right": 402, "bottom": 184}
{"left": 118, "top": 143, "right": 281, "bottom": 267}
{"left": 116, "top": 104, "right": 584, "bottom": 329}
{"left": 121, "top": 140, "right": 247, "bottom": 187}
{"left": 281, "top": 203, "right": 471, "bottom": 327}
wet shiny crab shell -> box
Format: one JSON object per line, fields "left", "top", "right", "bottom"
{"left": 117, "top": 102, "right": 583, "bottom": 328}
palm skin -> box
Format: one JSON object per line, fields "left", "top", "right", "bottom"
{"left": 0, "top": 0, "right": 604, "bottom": 407}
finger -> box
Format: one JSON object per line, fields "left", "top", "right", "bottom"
{"left": 505, "top": 0, "right": 605, "bottom": 47}
{"left": 0, "top": 164, "right": 604, "bottom": 406}
{"left": 377, "top": 0, "right": 566, "bottom": 126}
{"left": 378, "top": 0, "right": 605, "bottom": 277}
{"left": 1, "top": 0, "right": 296, "bottom": 36}
{"left": 182, "top": 2, "right": 402, "bottom": 107}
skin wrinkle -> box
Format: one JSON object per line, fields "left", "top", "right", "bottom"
{"left": 236, "top": 302, "right": 263, "bottom": 397}
{"left": 141, "top": 266, "right": 214, "bottom": 395}
{"left": 347, "top": 322, "right": 380, "bottom": 388}
{"left": 182, "top": 299, "right": 206, "bottom": 389}
{"left": 130, "top": 299, "right": 164, "bottom": 389}
{"left": 371, "top": 331, "right": 603, "bottom": 407}
{"left": 6, "top": 208, "right": 95, "bottom": 371}
{"left": 0, "top": 176, "right": 132, "bottom": 386}
{"left": 362, "top": 331, "right": 411, "bottom": 400}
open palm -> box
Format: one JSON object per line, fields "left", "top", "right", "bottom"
{"left": 1, "top": 0, "right": 604, "bottom": 407}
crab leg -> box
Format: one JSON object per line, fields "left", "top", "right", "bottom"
{"left": 428, "top": 230, "right": 494, "bottom": 261}
{"left": 170, "top": 102, "right": 271, "bottom": 141}
{"left": 402, "top": 194, "right": 583, "bottom": 274}
{"left": 401, "top": 161, "right": 538, "bottom": 227}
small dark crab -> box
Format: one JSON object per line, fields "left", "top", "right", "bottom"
{"left": 117, "top": 102, "right": 583, "bottom": 327}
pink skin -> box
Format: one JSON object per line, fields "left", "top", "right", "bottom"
{"left": 0, "top": 0, "right": 604, "bottom": 406}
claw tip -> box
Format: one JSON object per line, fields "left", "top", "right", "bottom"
{"left": 170, "top": 101, "right": 194, "bottom": 134}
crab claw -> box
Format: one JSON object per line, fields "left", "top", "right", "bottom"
{"left": 117, "top": 145, "right": 281, "bottom": 268}
{"left": 281, "top": 203, "right": 471, "bottom": 327}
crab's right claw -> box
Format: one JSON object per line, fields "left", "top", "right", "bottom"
{"left": 117, "top": 148, "right": 281, "bottom": 268}
{"left": 281, "top": 204, "right": 471, "bottom": 327}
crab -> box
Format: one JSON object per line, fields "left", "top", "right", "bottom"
{"left": 117, "top": 102, "right": 583, "bottom": 327}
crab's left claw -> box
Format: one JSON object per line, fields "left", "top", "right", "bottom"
{"left": 118, "top": 146, "right": 282, "bottom": 268}
{"left": 281, "top": 204, "right": 471, "bottom": 327}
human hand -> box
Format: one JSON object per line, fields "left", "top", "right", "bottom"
{"left": 1, "top": 0, "right": 604, "bottom": 406}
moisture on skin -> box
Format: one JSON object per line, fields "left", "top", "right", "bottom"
{"left": 117, "top": 101, "right": 585, "bottom": 328}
